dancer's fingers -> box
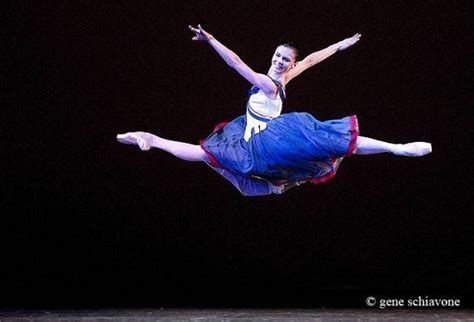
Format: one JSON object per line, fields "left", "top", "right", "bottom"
{"left": 189, "top": 25, "right": 199, "bottom": 33}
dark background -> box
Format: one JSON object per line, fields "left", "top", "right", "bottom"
{"left": 3, "top": 0, "right": 473, "bottom": 309}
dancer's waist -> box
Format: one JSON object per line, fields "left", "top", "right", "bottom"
{"left": 246, "top": 105, "right": 276, "bottom": 122}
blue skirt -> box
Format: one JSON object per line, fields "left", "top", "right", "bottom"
{"left": 200, "top": 112, "right": 359, "bottom": 196}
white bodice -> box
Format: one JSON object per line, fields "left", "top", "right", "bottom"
{"left": 247, "top": 88, "right": 283, "bottom": 119}
{"left": 244, "top": 87, "right": 284, "bottom": 142}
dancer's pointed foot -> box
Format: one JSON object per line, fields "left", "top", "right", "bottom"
{"left": 392, "top": 142, "right": 432, "bottom": 157}
{"left": 117, "top": 132, "right": 155, "bottom": 151}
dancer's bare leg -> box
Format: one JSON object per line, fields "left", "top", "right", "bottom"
{"left": 117, "top": 131, "right": 208, "bottom": 162}
{"left": 355, "top": 136, "right": 432, "bottom": 156}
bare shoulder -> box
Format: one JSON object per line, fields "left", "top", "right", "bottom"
{"left": 255, "top": 72, "right": 279, "bottom": 97}
{"left": 232, "top": 62, "right": 277, "bottom": 96}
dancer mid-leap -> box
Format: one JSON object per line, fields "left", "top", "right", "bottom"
{"left": 117, "top": 24, "right": 432, "bottom": 196}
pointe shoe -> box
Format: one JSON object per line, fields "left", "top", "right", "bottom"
{"left": 117, "top": 133, "right": 151, "bottom": 151}
{"left": 392, "top": 142, "right": 432, "bottom": 157}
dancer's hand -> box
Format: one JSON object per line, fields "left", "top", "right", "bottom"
{"left": 338, "top": 33, "right": 361, "bottom": 51}
{"left": 189, "top": 24, "right": 214, "bottom": 42}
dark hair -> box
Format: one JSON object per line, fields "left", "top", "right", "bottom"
{"left": 279, "top": 41, "right": 300, "bottom": 61}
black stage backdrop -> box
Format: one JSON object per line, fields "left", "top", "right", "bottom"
{"left": 4, "top": 0, "right": 473, "bottom": 308}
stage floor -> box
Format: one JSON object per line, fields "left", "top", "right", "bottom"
{"left": 1, "top": 308, "right": 473, "bottom": 321}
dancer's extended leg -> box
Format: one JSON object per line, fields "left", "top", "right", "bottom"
{"left": 117, "top": 131, "right": 208, "bottom": 162}
{"left": 355, "top": 136, "right": 432, "bottom": 156}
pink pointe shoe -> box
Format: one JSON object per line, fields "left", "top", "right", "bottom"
{"left": 392, "top": 142, "right": 432, "bottom": 157}
{"left": 117, "top": 133, "right": 151, "bottom": 151}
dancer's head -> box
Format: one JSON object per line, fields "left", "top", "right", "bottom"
{"left": 271, "top": 42, "right": 299, "bottom": 74}
{"left": 279, "top": 41, "right": 299, "bottom": 60}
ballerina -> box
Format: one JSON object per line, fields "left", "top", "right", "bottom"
{"left": 117, "top": 24, "right": 432, "bottom": 196}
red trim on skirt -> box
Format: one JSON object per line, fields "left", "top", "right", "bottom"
{"left": 310, "top": 115, "right": 359, "bottom": 184}
{"left": 199, "top": 140, "right": 221, "bottom": 169}
{"left": 199, "top": 121, "right": 229, "bottom": 168}
{"left": 345, "top": 115, "right": 359, "bottom": 156}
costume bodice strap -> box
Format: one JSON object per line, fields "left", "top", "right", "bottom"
{"left": 268, "top": 77, "right": 286, "bottom": 101}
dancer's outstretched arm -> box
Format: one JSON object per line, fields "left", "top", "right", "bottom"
{"left": 189, "top": 24, "right": 277, "bottom": 98}
{"left": 286, "top": 33, "right": 361, "bottom": 83}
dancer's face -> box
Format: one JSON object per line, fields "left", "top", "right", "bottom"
{"left": 271, "top": 46, "right": 297, "bottom": 74}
